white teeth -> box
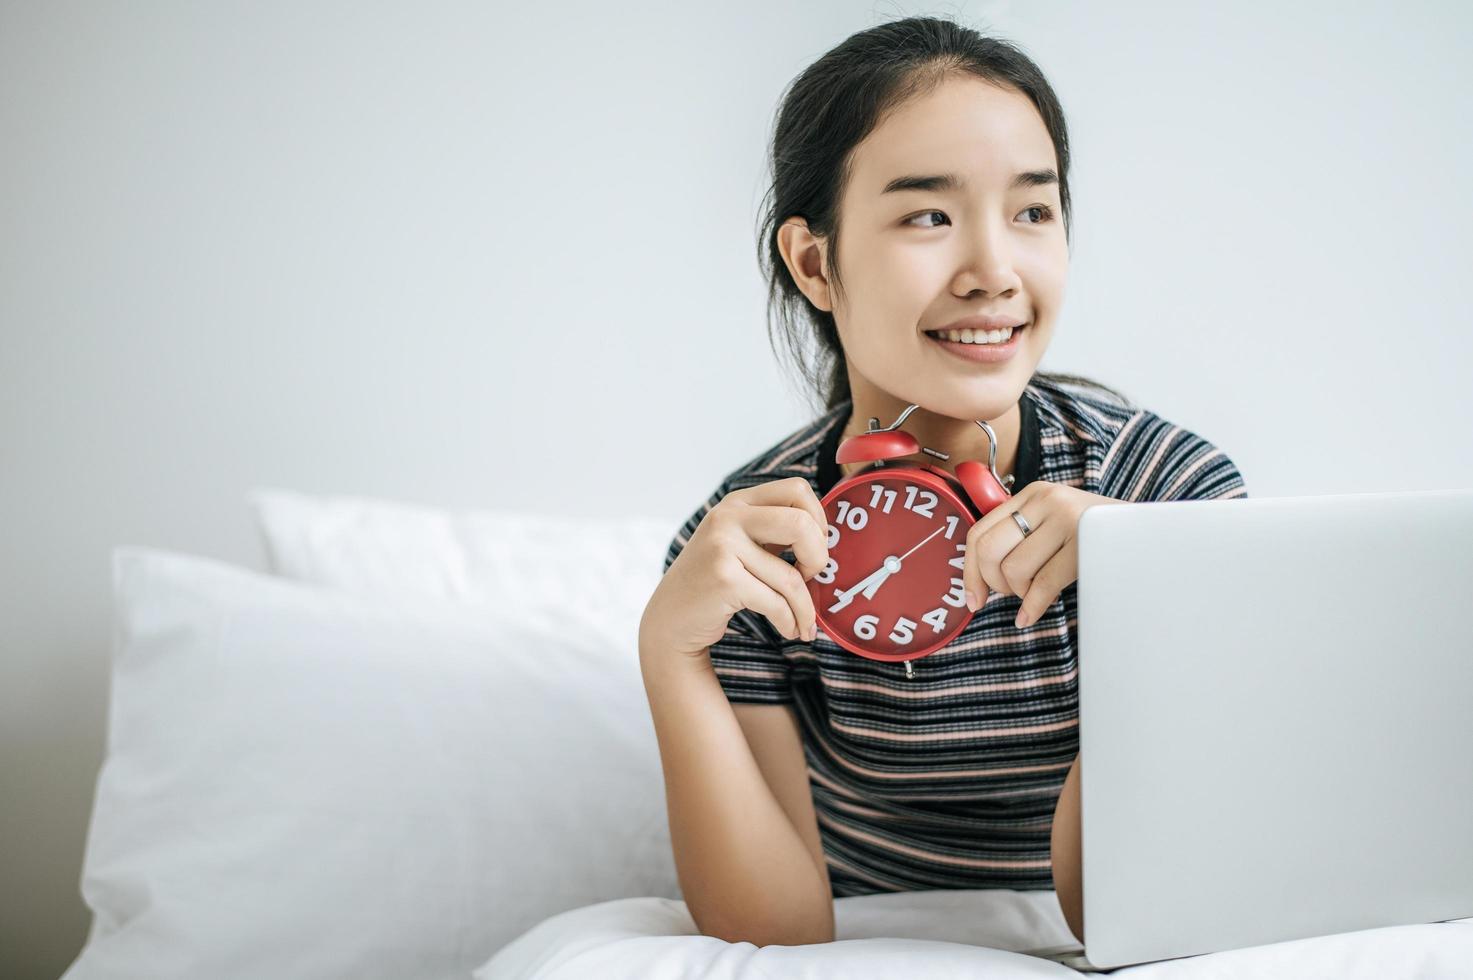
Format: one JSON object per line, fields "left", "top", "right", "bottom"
{"left": 931, "top": 326, "right": 1016, "bottom": 345}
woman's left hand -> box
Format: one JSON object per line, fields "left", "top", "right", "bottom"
{"left": 961, "top": 481, "right": 1126, "bottom": 629}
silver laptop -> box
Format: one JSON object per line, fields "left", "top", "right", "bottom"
{"left": 1035, "top": 488, "right": 1473, "bottom": 971}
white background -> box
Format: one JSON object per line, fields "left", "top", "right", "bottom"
{"left": 3, "top": 1, "right": 1470, "bottom": 975}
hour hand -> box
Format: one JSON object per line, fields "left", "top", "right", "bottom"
{"left": 860, "top": 571, "right": 890, "bottom": 600}
{"left": 828, "top": 563, "right": 892, "bottom": 614}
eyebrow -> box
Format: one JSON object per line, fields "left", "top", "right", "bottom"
{"left": 880, "top": 169, "right": 1059, "bottom": 195}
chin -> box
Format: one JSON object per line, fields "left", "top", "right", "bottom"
{"left": 907, "top": 388, "right": 1021, "bottom": 425}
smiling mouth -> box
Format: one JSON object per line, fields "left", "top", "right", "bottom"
{"left": 924, "top": 322, "right": 1028, "bottom": 345}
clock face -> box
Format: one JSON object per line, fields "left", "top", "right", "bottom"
{"left": 808, "top": 469, "right": 977, "bottom": 661}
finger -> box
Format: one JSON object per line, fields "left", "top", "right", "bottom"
{"left": 971, "top": 481, "right": 1039, "bottom": 540}
{"left": 738, "top": 504, "right": 829, "bottom": 581}
{"left": 962, "top": 521, "right": 986, "bottom": 612}
{"left": 965, "top": 508, "right": 1027, "bottom": 600}
{"left": 736, "top": 537, "right": 816, "bottom": 641}
{"left": 964, "top": 486, "right": 1035, "bottom": 602}
{"left": 972, "top": 506, "right": 1059, "bottom": 600}
{"left": 997, "top": 515, "right": 1067, "bottom": 601}
{"left": 1015, "top": 546, "right": 1075, "bottom": 629}
{"left": 733, "top": 476, "right": 828, "bottom": 542}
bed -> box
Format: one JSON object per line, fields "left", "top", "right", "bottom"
{"left": 477, "top": 889, "right": 1473, "bottom": 978}
{"left": 57, "top": 488, "right": 1473, "bottom": 979}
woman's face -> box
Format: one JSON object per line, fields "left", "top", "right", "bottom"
{"left": 820, "top": 75, "right": 1069, "bottom": 422}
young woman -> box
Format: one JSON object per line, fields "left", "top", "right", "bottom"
{"left": 638, "top": 16, "right": 1247, "bottom": 950}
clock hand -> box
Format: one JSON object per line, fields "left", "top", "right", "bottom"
{"left": 859, "top": 526, "right": 948, "bottom": 600}
{"left": 898, "top": 525, "right": 947, "bottom": 563}
{"left": 827, "top": 562, "right": 893, "bottom": 614}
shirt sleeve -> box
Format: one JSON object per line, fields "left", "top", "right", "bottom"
{"left": 661, "top": 484, "right": 795, "bottom": 704}
{"left": 1101, "top": 411, "right": 1249, "bottom": 502}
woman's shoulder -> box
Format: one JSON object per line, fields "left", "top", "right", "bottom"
{"left": 1028, "top": 375, "right": 1248, "bottom": 502}
{"left": 1025, "top": 373, "right": 1139, "bottom": 448}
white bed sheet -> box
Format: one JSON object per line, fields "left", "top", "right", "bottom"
{"left": 474, "top": 889, "right": 1473, "bottom": 979}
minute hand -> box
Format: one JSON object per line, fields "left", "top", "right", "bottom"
{"left": 860, "top": 525, "right": 947, "bottom": 599}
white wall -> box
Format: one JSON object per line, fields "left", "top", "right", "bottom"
{"left": 3, "top": 1, "right": 1470, "bottom": 975}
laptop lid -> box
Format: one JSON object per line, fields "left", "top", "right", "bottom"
{"left": 1072, "top": 488, "right": 1473, "bottom": 969}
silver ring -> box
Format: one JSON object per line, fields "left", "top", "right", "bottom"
{"left": 1011, "top": 511, "right": 1033, "bottom": 537}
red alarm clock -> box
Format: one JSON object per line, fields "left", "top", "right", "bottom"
{"left": 808, "top": 403, "right": 1014, "bottom": 677}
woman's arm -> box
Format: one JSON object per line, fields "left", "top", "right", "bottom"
{"left": 731, "top": 701, "right": 832, "bottom": 901}
{"left": 640, "top": 644, "right": 835, "bottom": 947}
{"left": 1051, "top": 754, "right": 1084, "bottom": 942}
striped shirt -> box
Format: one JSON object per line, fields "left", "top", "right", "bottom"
{"left": 661, "top": 375, "right": 1248, "bottom": 897}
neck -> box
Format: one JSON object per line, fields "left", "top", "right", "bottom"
{"left": 838, "top": 390, "right": 1021, "bottom": 487}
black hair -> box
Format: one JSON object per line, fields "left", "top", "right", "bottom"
{"left": 756, "top": 15, "right": 1135, "bottom": 413}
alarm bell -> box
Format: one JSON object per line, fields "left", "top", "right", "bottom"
{"left": 836, "top": 404, "right": 1014, "bottom": 517}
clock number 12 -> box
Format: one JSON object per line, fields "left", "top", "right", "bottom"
{"left": 865, "top": 482, "right": 941, "bottom": 520}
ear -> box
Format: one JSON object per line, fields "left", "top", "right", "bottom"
{"left": 777, "top": 216, "right": 833, "bottom": 312}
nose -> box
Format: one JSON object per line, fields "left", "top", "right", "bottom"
{"left": 955, "top": 219, "right": 1021, "bottom": 296}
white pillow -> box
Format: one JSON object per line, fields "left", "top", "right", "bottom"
{"left": 247, "top": 488, "right": 675, "bottom": 648}
{"left": 62, "top": 548, "right": 679, "bottom": 980}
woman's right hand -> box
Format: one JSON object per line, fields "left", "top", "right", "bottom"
{"left": 640, "top": 477, "right": 831, "bottom": 660}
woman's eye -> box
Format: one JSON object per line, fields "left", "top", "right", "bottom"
{"left": 904, "top": 210, "right": 949, "bottom": 228}
{"left": 1021, "top": 204, "right": 1056, "bottom": 224}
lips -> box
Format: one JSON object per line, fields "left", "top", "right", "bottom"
{"left": 925, "top": 324, "right": 1025, "bottom": 363}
